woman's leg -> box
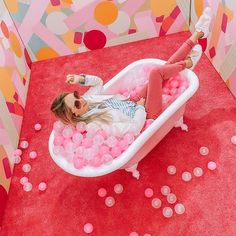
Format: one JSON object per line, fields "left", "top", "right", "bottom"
{"left": 167, "top": 32, "right": 202, "bottom": 64}
{"left": 145, "top": 61, "right": 187, "bottom": 119}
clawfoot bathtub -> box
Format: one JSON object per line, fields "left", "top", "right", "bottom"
{"left": 49, "top": 59, "right": 199, "bottom": 178}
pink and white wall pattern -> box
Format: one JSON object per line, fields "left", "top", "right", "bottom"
{"left": 0, "top": 0, "right": 31, "bottom": 226}
{"left": 4, "top": 0, "right": 188, "bottom": 61}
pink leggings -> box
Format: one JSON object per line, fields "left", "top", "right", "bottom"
{"left": 134, "top": 39, "right": 196, "bottom": 119}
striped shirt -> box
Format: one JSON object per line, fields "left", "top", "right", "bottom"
{"left": 103, "top": 98, "right": 144, "bottom": 118}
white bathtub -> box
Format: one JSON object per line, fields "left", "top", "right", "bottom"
{"left": 49, "top": 59, "right": 199, "bottom": 178}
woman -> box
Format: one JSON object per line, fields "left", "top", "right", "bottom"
{"left": 51, "top": 8, "right": 211, "bottom": 137}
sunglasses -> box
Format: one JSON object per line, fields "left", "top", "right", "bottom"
{"left": 73, "top": 91, "right": 81, "bottom": 109}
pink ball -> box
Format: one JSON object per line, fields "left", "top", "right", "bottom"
{"left": 124, "top": 133, "right": 135, "bottom": 144}
{"left": 62, "top": 126, "right": 73, "bottom": 139}
{"left": 53, "top": 121, "right": 64, "bottom": 133}
{"left": 130, "top": 90, "right": 137, "bottom": 99}
{"left": 118, "top": 140, "right": 129, "bottom": 151}
{"left": 53, "top": 135, "right": 64, "bottom": 146}
{"left": 83, "top": 223, "right": 93, "bottom": 234}
{"left": 83, "top": 148, "right": 95, "bottom": 161}
{"left": 72, "top": 133, "right": 83, "bottom": 144}
{"left": 81, "top": 138, "right": 93, "bottom": 148}
{"left": 231, "top": 135, "right": 236, "bottom": 144}
{"left": 14, "top": 149, "right": 22, "bottom": 156}
{"left": 123, "top": 92, "right": 129, "bottom": 97}
{"left": 86, "top": 123, "right": 100, "bottom": 134}
{"left": 207, "top": 161, "right": 217, "bottom": 170}
{"left": 75, "top": 146, "right": 85, "bottom": 157}
{"left": 130, "top": 232, "right": 139, "bottom": 236}
{"left": 114, "top": 184, "right": 123, "bottom": 194}
{"left": 93, "top": 134, "right": 105, "bottom": 146}
{"left": 90, "top": 157, "right": 102, "bottom": 167}
{"left": 105, "top": 196, "right": 115, "bottom": 207}
{"left": 170, "top": 80, "right": 179, "bottom": 88}
{"left": 144, "top": 188, "right": 153, "bottom": 198}
{"left": 38, "top": 182, "right": 47, "bottom": 191}
{"left": 73, "top": 157, "right": 85, "bottom": 169}
{"left": 102, "top": 154, "right": 113, "bottom": 164}
{"left": 34, "top": 123, "right": 41, "bottom": 131}
{"left": 76, "top": 122, "right": 86, "bottom": 133}
{"left": 99, "top": 145, "right": 110, "bottom": 156}
{"left": 20, "top": 177, "right": 28, "bottom": 185}
{"left": 96, "top": 129, "right": 107, "bottom": 139}
{"left": 98, "top": 188, "right": 107, "bottom": 197}
{"left": 106, "top": 136, "right": 118, "bottom": 148}
{"left": 111, "top": 147, "right": 122, "bottom": 157}
{"left": 29, "top": 151, "right": 37, "bottom": 159}
{"left": 53, "top": 145, "right": 64, "bottom": 155}
{"left": 162, "top": 87, "right": 170, "bottom": 95}
{"left": 170, "top": 88, "right": 178, "bottom": 95}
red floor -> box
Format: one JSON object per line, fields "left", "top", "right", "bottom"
{"left": 1, "top": 32, "right": 236, "bottom": 236}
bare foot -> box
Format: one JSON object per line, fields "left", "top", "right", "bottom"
{"left": 185, "top": 58, "right": 193, "bottom": 69}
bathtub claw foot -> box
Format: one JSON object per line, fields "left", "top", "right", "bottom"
{"left": 174, "top": 117, "right": 188, "bottom": 132}
{"left": 125, "top": 163, "right": 140, "bottom": 179}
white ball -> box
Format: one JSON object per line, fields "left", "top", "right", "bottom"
{"left": 38, "top": 182, "right": 47, "bottom": 191}
{"left": 182, "top": 171, "right": 192, "bottom": 182}
{"left": 199, "top": 146, "right": 209, "bottom": 156}
{"left": 231, "top": 135, "right": 236, "bottom": 144}
{"left": 167, "top": 193, "right": 177, "bottom": 204}
{"left": 151, "top": 198, "right": 162, "bottom": 209}
{"left": 193, "top": 167, "right": 203, "bottom": 177}
{"left": 23, "top": 182, "right": 32, "bottom": 192}
{"left": 161, "top": 185, "right": 171, "bottom": 196}
{"left": 174, "top": 203, "right": 185, "bottom": 214}
{"left": 162, "top": 207, "right": 173, "bottom": 218}
{"left": 20, "top": 177, "right": 28, "bottom": 185}
{"left": 14, "top": 155, "right": 21, "bottom": 164}
{"left": 20, "top": 140, "right": 29, "bottom": 149}
{"left": 167, "top": 165, "right": 176, "bottom": 175}
{"left": 22, "top": 164, "right": 31, "bottom": 173}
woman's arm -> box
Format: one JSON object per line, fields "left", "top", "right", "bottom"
{"left": 66, "top": 74, "right": 104, "bottom": 95}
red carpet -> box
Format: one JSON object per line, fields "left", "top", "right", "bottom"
{"left": 1, "top": 32, "right": 236, "bottom": 236}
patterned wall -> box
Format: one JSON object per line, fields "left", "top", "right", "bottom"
{"left": 177, "top": 0, "right": 236, "bottom": 98}
{"left": 0, "top": 0, "right": 31, "bottom": 226}
{"left": 3, "top": 0, "right": 188, "bottom": 62}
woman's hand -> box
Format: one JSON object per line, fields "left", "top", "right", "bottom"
{"left": 65, "top": 74, "right": 84, "bottom": 84}
{"left": 136, "top": 97, "right": 145, "bottom": 106}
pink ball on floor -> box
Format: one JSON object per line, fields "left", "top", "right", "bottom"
{"left": 73, "top": 157, "right": 85, "bottom": 169}
{"left": 34, "top": 123, "right": 41, "bottom": 131}
{"left": 231, "top": 135, "right": 236, "bottom": 144}
{"left": 83, "top": 223, "right": 93, "bottom": 234}
{"left": 98, "top": 188, "right": 107, "bottom": 197}
{"left": 114, "top": 184, "right": 123, "bottom": 194}
{"left": 207, "top": 161, "right": 217, "bottom": 170}
{"left": 105, "top": 196, "right": 115, "bottom": 207}
{"left": 20, "top": 140, "right": 29, "bottom": 149}
{"left": 14, "top": 149, "right": 22, "bottom": 156}
{"left": 14, "top": 156, "right": 21, "bottom": 164}
{"left": 20, "top": 177, "right": 28, "bottom": 185}
{"left": 130, "top": 232, "right": 139, "bottom": 236}
{"left": 144, "top": 188, "right": 153, "bottom": 198}
{"left": 29, "top": 151, "right": 37, "bottom": 159}
{"left": 38, "top": 182, "right": 47, "bottom": 191}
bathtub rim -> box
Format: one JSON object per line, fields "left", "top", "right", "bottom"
{"left": 48, "top": 58, "right": 199, "bottom": 177}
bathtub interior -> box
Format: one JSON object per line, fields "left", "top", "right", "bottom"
{"left": 49, "top": 59, "right": 199, "bottom": 177}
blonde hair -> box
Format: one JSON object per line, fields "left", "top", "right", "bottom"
{"left": 50, "top": 92, "right": 112, "bottom": 126}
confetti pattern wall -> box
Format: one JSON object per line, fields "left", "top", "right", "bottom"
{"left": 0, "top": 0, "right": 31, "bottom": 226}
{"left": 177, "top": 0, "right": 236, "bottom": 98}
{"left": 3, "top": 0, "right": 188, "bottom": 62}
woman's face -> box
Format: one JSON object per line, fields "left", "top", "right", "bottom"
{"left": 64, "top": 91, "right": 89, "bottom": 116}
